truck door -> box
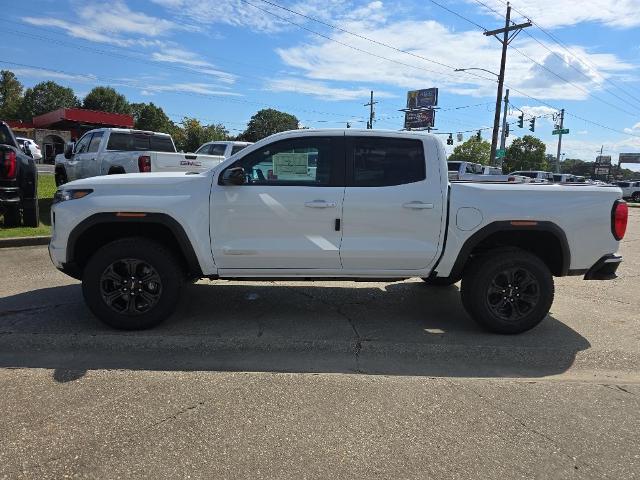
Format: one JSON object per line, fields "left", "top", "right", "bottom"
{"left": 211, "top": 135, "right": 346, "bottom": 270}
{"left": 66, "top": 132, "right": 92, "bottom": 181}
{"left": 80, "top": 131, "right": 103, "bottom": 179}
{"left": 340, "top": 135, "right": 445, "bottom": 270}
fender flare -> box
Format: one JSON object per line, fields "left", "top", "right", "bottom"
{"left": 438, "top": 220, "right": 571, "bottom": 281}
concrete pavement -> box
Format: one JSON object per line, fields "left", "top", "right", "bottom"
{"left": 0, "top": 209, "right": 638, "bottom": 478}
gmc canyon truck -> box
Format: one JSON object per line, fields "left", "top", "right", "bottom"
{"left": 54, "top": 128, "right": 225, "bottom": 186}
{"left": 49, "top": 130, "right": 628, "bottom": 334}
{"left": 1, "top": 122, "right": 39, "bottom": 227}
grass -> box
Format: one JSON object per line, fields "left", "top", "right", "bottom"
{"left": 0, "top": 174, "right": 56, "bottom": 238}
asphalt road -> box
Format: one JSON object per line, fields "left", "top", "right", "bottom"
{"left": 0, "top": 210, "right": 638, "bottom": 479}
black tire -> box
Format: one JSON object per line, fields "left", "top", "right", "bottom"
{"left": 82, "top": 237, "right": 184, "bottom": 330}
{"left": 22, "top": 198, "right": 39, "bottom": 227}
{"left": 632, "top": 192, "right": 640, "bottom": 203}
{"left": 460, "top": 249, "right": 554, "bottom": 334}
{"left": 421, "top": 277, "right": 459, "bottom": 286}
{"left": 3, "top": 205, "right": 20, "bottom": 227}
{"left": 55, "top": 168, "right": 68, "bottom": 187}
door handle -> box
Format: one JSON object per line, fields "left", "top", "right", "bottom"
{"left": 305, "top": 200, "right": 337, "bottom": 208}
{"left": 403, "top": 201, "right": 434, "bottom": 209}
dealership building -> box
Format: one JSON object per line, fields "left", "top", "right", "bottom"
{"left": 7, "top": 108, "right": 133, "bottom": 163}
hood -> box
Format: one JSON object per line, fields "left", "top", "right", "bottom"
{"left": 62, "top": 171, "right": 210, "bottom": 190}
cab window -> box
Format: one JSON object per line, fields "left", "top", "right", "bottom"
{"left": 88, "top": 132, "right": 103, "bottom": 153}
{"left": 74, "top": 133, "right": 92, "bottom": 154}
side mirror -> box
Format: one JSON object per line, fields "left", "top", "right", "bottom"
{"left": 222, "top": 167, "right": 246, "bottom": 185}
{"left": 64, "top": 142, "right": 75, "bottom": 159}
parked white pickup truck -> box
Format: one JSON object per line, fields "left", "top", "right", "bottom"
{"left": 615, "top": 181, "right": 640, "bottom": 202}
{"left": 195, "top": 140, "right": 253, "bottom": 158}
{"left": 49, "top": 129, "right": 627, "bottom": 334}
{"left": 54, "top": 128, "right": 226, "bottom": 186}
{"left": 448, "top": 161, "right": 526, "bottom": 182}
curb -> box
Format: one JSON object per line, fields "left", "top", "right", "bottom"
{"left": 0, "top": 236, "right": 51, "bottom": 248}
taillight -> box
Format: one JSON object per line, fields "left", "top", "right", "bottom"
{"left": 138, "top": 155, "right": 151, "bottom": 173}
{"left": 612, "top": 200, "right": 628, "bottom": 241}
{"left": 1, "top": 150, "right": 17, "bottom": 179}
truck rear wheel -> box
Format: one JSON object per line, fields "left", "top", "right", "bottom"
{"left": 22, "top": 198, "right": 39, "bottom": 227}
{"left": 82, "top": 238, "right": 184, "bottom": 330}
{"left": 460, "top": 249, "right": 554, "bottom": 334}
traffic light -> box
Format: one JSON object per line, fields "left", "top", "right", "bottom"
{"left": 517, "top": 113, "right": 524, "bottom": 128}
{"left": 505, "top": 123, "right": 510, "bottom": 137}
{"left": 476, "top": 130, "right": 481, "bottom": 141}
{"left": 447, "top": 133, "right": 453, "bottom": 145}
{"left": 529, "top": 117, "right": 536, "bottom": 132}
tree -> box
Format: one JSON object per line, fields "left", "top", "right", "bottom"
{"left": 447, "top": 136, "right": 491, "bottom": 165}
{"left": 239, "top": 108, "right": 298, "bottom": 142}
{"left": 0, "top": 70, "right": 23, "bottom": 120}
{"left": 174, "top": 117, "right": 229, "bottom": 152}
{"left": 19, "top": 81, "right": 79, "bottom": 119}
{"left": 83, "top": 86, "right": 130, "bottom": 114}
{"left": 130, "top": 102, "right": 174, "bottom": 133}
{"left": 503, "top": 135, "right": 547, "bottom": 172}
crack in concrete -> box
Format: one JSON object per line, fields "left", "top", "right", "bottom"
{"left": 601, "top": 384, "right": 637, "bottom": 396}
{"left": 148, "top": 401, "right": 206, "bottom": 429}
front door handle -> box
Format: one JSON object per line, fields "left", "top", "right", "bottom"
{"left": 403, "top": 201, "right": 434, "bottom": 209}
{"left": 305, "top": 200, "right": 337, "bottom": 208}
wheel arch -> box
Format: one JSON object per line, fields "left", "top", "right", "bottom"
{"left": 446, "top": 221, "right": 570, "bottom": 280}
{"left": 65, "top": 213, "right": 202, "bottom": 279}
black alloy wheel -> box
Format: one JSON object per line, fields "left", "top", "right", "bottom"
{"left": 100, "top": 258, "right": 163, "bottom": 315}
{"left": 485, "top": 266, "right": 540, "bottom": 322}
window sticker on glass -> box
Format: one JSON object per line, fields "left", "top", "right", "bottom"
{"left": 272, "top": 153, "right": 310, "bottom": 179}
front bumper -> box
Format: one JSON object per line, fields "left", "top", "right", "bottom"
{"left": 584, "top": 254, "right": 622, "bottom": 280}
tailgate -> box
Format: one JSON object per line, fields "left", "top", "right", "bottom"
{"left": 151, "top": 152, "right": 226, "bottom": 172}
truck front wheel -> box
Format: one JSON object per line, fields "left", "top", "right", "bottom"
{"left": 82, "top": 238, "right": 184, "bottom": 330}
{"left": 460, "top": 249, "right": 554, "bottom": 334}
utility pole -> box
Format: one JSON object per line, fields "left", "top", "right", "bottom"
{"left": 555, "top": 108, "right": 565, "bottom": 173}
{"left": 364, "top": 91, "right": 377, "bottom": 129}
{"left": 484, "top": 3, "right": 532, "bottom": 165}
{"left": 498, "top": 88, "right": 510, "bottom": 165}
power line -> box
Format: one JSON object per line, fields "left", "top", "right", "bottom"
{"left": 427, "top": 0, "right": 488, "bottom": 31}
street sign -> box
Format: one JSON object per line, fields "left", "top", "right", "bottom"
{"left": 406, "top": 88, "right": 438, "bottom": 109}
{"left": 552, "top": 128, "right": 569, "bottom": 135}
{"left": 456, "top": 133, "right": 463, "bottom": 142}
{"left": 404, "top": 110, "right": 435, "bottom": 129}
{"left": 619, "top": 153, "right": 640, "bottom": 164}
{"left": 496, "top": 148, "right": 506, "bottom": 159}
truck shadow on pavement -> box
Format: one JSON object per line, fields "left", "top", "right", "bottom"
{"left": 0, "top": 281, "right": 591, "bottom": 381}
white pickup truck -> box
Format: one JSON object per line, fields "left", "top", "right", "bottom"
{"left": 448, "top": 161, "right": 526, "bottom": 182}
{"left": 616, "top": 181, "right": 640, "bottom": 202}
{"left": 54, "top": 128, "right": 226, "bottom": 186}
{"left": 195, "top": 140, "right": 253, "bottom": 158}
{"left": 49, "top": 129, "right": 628, "bottom": 334}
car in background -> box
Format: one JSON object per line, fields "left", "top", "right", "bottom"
{"left": 1, "top": 122, "right": 39, "bottom": 227}
{"left": 195, "top": 141, "right": 253, "bottom": 158}
{"left": 509, "top": 170, "right": 554, "bottom": 183}
{"left": 616, "top": 181, "right": 640, "bottom": 202}
{"left": 448, "top": 161, "right": 527, "bottom": 182}
{"left": 553, "top": 173, "right": 577, "bottom": 183}
{"left": 54, "top": 128, "right": 226, "bottom": 186}
{"left": 16, "top": 137, "right": 42, "bottom": 161}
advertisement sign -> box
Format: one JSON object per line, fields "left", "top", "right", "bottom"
{"left": 406, "top": 88, "right": 438, "bottom": 109}
{"left": 619, "top": 153, "right": 640, "bottom": 164}
{"left": 595, "top": 155, "right": 612, "bottom": 165}
{"left": 404, "top": 110, "right": 435, "bottom": 129}
{"left": 594, "top": 167, "right": 610, "bottom": 176}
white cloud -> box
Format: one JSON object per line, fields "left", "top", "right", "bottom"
{"left": 24, "top": 1, "right": 176, "bottom": 47}
{"left": 468, "top": 0, "right": 640, "bottom": 29}
{"left": 141, "top": 83, "right": 243, "bottom": 96}
{"left": 10, "top": 68, "right": 98, "bottom": 84}
{"left": 151, "top": 47, "right": 237, "bottom": 83}
{"left": 266, "top": 78, "right": 395, "bottom": 101}
{"left": 275, "top": 15, "right": 635, "bottom": 102}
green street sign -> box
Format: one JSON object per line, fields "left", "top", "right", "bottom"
{"left": 552, "top": 128, "right": 569, "bottom": 135}
{"left": 496, "top": 148, "right": 506, "bottom": 158}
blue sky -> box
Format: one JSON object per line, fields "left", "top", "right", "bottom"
{"left": 2, "top": 0, "right": 640, "bottom": 167}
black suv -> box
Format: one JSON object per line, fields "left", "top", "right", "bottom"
{"left": 0, "top": 121, "right": 38, "bottom": 227}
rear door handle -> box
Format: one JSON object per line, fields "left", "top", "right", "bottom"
{"left": 305, "top": 200, "right": 337, "bottom": 208}
{"left": 403, "top": 201, "right": 434, "bottom": 209}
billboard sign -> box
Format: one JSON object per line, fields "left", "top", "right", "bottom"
{"left": 404, "top": 110, "right": 435, "bottom": 129}
{"left": 619, "top": 153, "right": 640, "bottom": 164}
{"left": 406, "top": 88, "right": 438, "bottom": 109}
{"left": 595, "top": 155, "right": 612, "bottom": 165}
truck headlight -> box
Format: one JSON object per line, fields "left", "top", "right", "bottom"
{"left": 53, "top": 189, "right": 93, "bottom": 204}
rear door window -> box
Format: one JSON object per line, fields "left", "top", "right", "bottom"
{"left": 350, "top": 137, "right": 425, "bottom": 187}
{"left": 210, "top": 144, "right": 227, "bottom": 156}
{"left": 149, "top": 135, "right": 175, "bottom": 152}
{"left": 231, "top": 144, "right": 248, "bottom": 155}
